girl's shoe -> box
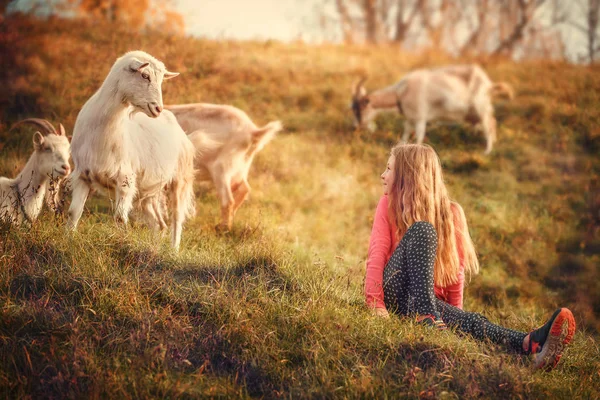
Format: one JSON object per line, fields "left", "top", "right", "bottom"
{"left": 416, "top": 314, "right": 447, "bottom": 330}
{"left": 528, "top": 308, "right": 576, "bottom": 371}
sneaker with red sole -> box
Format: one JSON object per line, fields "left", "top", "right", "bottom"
{"left": 416, "top": 314, "right": 447, "bottom": 331}
{"left": 527, "top": 308, "right": 576, "bottom": 371}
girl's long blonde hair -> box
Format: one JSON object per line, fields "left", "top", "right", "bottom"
{"left": 388, "top": 143, "right": 479, "bottom": 287}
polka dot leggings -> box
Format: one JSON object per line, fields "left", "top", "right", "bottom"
{"left": 383, "top": 221, "right": 527, "bottom": 353}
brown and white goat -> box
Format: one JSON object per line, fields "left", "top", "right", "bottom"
{"left": 351, "top": 64, "right": 513, "bottom": 154}
{"left": 166, "top": 103, "right": 282, "bottom": 232}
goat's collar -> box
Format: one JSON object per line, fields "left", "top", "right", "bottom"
{"left": 10, "top": 183, "right": 32, "bottom": 224}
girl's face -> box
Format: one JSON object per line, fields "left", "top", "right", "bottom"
{"left": 381, "top": 155, "right": 395, "bottom": 195}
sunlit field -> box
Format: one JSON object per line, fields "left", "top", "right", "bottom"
{"left": 1, "top": 14, "right": 599, "bottom": 398}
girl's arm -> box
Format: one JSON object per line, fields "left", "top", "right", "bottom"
{"left": 365, "top": 196, "right": 393, "bottom": 311}
{"left": 446, "top": 202, "right": 468, "bottom": 309}
{"left": 443, "top": 268, "right": 464, "bottom": 309}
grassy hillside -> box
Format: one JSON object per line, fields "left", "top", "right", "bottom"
{"left": 0, "top": 14, "right": 599, "bottom": 398}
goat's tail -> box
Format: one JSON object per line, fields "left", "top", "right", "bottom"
{"left": 187, "top": 130, "right": 223, "bottom": 158}
{"left": 489, "top": 82, "right": 514, "bottom": 100}
{"left": 248, "top": 120, "right": 282, "bottom": 156}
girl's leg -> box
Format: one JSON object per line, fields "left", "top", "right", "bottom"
{"left": 383, "top": 220, "right": 526, "bottom": 352}
{"left": 437, "top": 300, "right": 527, "bottom": 353}
{"left": 383, "top": 221, "right": 440, "bottom": 319}
{"left": 382, "top": 222, "right": 575, "bottom": 368}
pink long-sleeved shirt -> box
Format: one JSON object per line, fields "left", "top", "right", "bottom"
{"left": 365, "top": 196, "right": 466, "bottom": 310}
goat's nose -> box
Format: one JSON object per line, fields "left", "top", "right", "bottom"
{"left": 154, "top": 103, "right": 162, "bottom": 115}
{"left": 62, "top": 164, "right": 71, "bottom": 174}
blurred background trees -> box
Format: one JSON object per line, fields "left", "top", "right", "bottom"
{"left": 318, "top": 0, "right": 600, "bottom": 62}
{"left": 2, "top": 0, "right": 599, "bottom": 63}
{"left": 4, "top": 0, "right": 184, "bottom": 34}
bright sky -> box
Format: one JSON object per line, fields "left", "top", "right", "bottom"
{"left": 176, "top": 0, "right": 314, "bottom": 42}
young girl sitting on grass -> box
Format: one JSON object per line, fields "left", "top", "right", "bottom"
{"left": 365, "top": 143, "right": 575, "bottom": 371}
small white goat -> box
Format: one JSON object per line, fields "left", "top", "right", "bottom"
{"left": 67, "top": 50, "right": 196, "bottom": 250}
{"left": 351, "top": 64, "right": 513, "bottom": 154}
{"left": 166, "top": 103, "right": 282, "bottom": 232}
{"left": 1, "top": 119, "right": 70, "bottom": 225}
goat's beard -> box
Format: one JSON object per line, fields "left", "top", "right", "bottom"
{"left": 128, "top": 105, "right": 145, "bottom": 119}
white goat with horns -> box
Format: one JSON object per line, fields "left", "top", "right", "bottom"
{"left": 1, "top": 119, "right": 71, "bottom": 225}
{"left": 166, "top": 103, "right": 282, "bottom": 232}
{"left": 351, "top": 64, "right": 514, "bottom": 154}
{"left": 67, "top": 50, "right": 196, "bottom": 250}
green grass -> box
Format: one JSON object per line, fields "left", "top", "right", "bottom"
{"left": 0, "top": 14, "right": 599, "bottom": 398}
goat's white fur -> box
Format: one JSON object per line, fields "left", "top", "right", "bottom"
{"left": 352, "top": 64, "right": 513, "bottom": 154}
{"left": 67, "top": 50, "right": 195, "bottom": 250}
{"left": 166, "top": 103, "right": 282, "bottom": 231}
{"left": 1, "top": 121, "right": 70, "bottom": 225}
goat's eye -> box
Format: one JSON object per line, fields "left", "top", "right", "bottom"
{"left": 141, "top": 72, "right": 150, "bottom": 81}
{"left": 44, "top": 147, "right": 52, "bottom": 152}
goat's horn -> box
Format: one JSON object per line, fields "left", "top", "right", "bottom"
{"left": 10, "top": 118, "right": 58, "bottom": 136}
{"left": 353, "top": 77, "right": 368, "bottom": 96}
{"left": 164, "top": 70, "right": 179, "bottom": 80}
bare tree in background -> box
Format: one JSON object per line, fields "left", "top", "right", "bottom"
{"left": 320, "top": 0, "right": 568, "bottom": 60}
{"left": 394, "top": 0, "right": 423, "bottom": 43}
{"left": 458, "top": 0, "right": 491, "bottom": 55}
{"left": 0, "top": 0, "right": 10, "bottom": 14}
{"left": 6, "top": 0, "right": 184, "bottom": 34}
{"left": 335, "top": 0, "right": 356, "bottom": 43}
{"left": 72, "top": 0, "right": 184, "bottom": 33}
{"left": 327, "top": 0, "right": 425, "bottom": 45}
{"left": 492, "top": 0, "right": 547, "bottom": 55}
{"left": 569, "top": 0, "right": 600, "bottom": 63}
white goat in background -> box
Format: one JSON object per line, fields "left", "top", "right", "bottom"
{"left": 166, "top": 103, "right": 282, "bottom": 232}
{"left": 351, "top": 64, "right": 513, "bottom": 154}
{"left": 1, "top": 119, "right": 70, "bottom": 225}
{"left": 67, "top": 50, "right": 195, "bottom": 250}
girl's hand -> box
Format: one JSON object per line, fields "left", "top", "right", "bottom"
{"left": 372, "top": 308, "right": 390, "bottom": 318}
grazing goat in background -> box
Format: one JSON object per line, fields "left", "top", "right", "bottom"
{"left": 67, "top": 50, "right": 196, "bottom": 250}
{"left": 351, "top": 64, "right": 513, "bottom": 154}
{"left": 166, "top": 103, "right": 282, "bottom": 232}
{"left": 1, "top": 119, "right": 70, "bottom": 225}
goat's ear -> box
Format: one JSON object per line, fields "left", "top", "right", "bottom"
{"left": 129, "top": 60, "right": 150, "bottom": 73}
{"left": 164, "top": 70, "right": 179, "bottom": 80}
{"left": 33, "top": 132, "right": 44, "bottom": 149}
{"left": 58, "top": 123, "right": 66, "bottom": 136}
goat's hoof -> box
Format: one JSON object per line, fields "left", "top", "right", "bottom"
{"left": 114, "top": 217, "right": 129, "bottom": 230}
{"left": 215, "top": 223, "right": 231, "bottom": 234}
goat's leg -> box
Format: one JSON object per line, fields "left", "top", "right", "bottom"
{"left": 114, "top": 174, "right": 136, "bottom": 225}
{"left": 67, "top": 177, "right": 90, "bottom": 230}
{"left": 401, "top": 120, "right": 413, "bottom": 144}
{"left": 152, "top": 196, "right": 168, "bottom": 231}
{"left": 167, "top": 183, "right": 182, "bottom": 250}
{"left": 169, "top": 185, "right": 182, "bottom": 250}
{"left": 140, "top": 196, "right": 165, "bottom": 231}
{"left": 214, "top": 176, "right": 234, "bottom": 233}
{"left": 482, "top": 114, "right": 497, "bottom": 155}
{"left": 232, "top": 179, "right": 251, "bottom": 216}
{"left": 473, "top": 97, "right": 496, "bottom": 154}
{"left": 414, "top": 120, "right": 427, "bottom": 144}
{"left": 169, "top": 178, "right": 193, "bottom": 250}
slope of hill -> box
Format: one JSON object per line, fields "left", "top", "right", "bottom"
{"left": 0, "top": 14, "right": 598, "bottom": 398}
